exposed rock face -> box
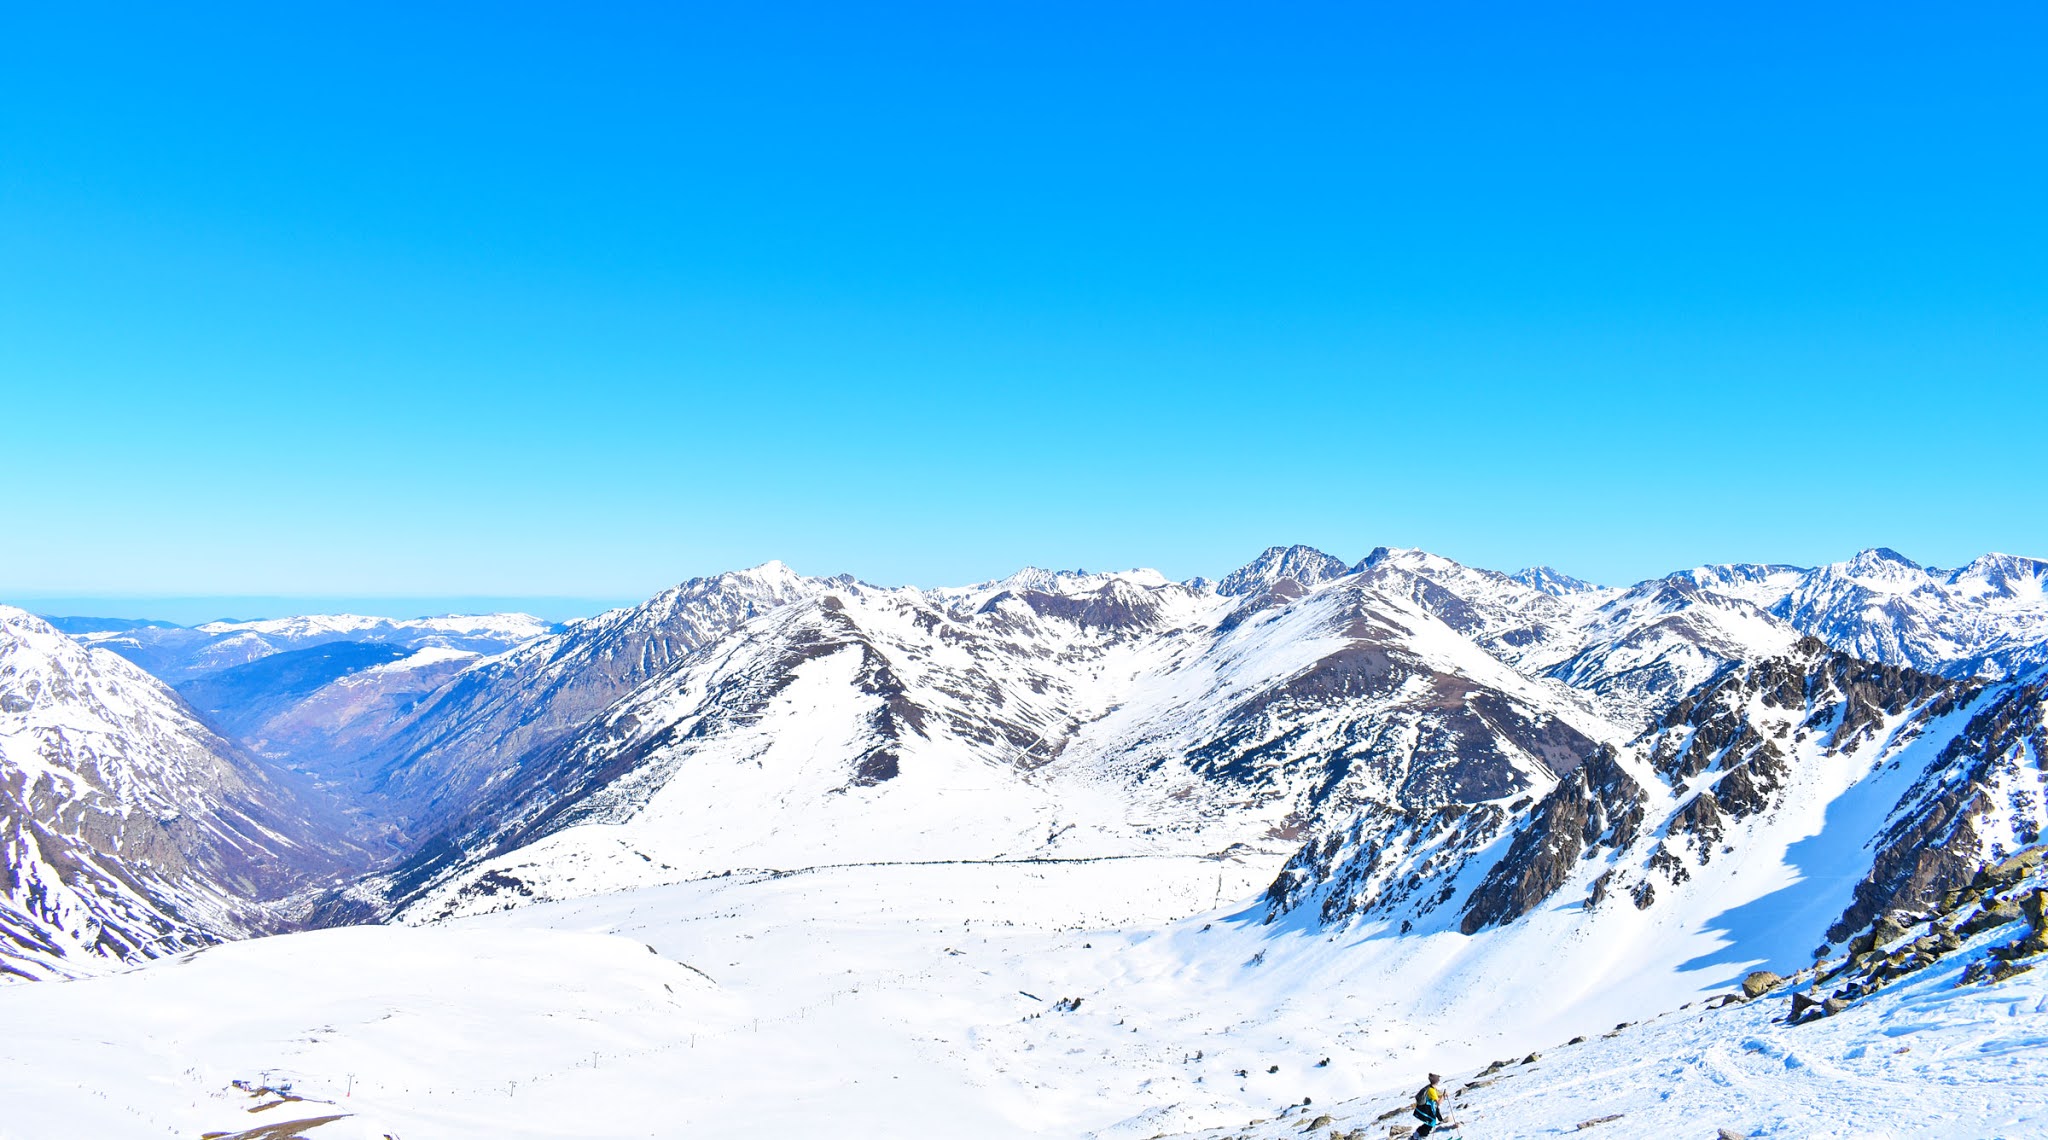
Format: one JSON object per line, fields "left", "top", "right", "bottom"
{"left": 1810, "top": 844, "right": 2048, "bottom": 1006}
{"left": 1740, "top": 970, "right": 1784, "bottom": 999}
{"left": 1459, "top": 747, "right": 1643, "bottom": 933}
{"left": 1264, "top": 801, "right": 1517, "bottom": 926}
{"left": 1189, "top": 579, "right": 1598, "bottom": 809}
{"left": 1831, "top": 675, "right": 2047, "bottom": 942}
{"left": 0, "top": 607, "right": 355, "bottom": 981}
{"left": 1267, "top": 634, "right": 2039, "bottom": 945}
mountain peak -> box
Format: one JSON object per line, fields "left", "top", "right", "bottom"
{"left": 1945, "top": 552, "right": 2048, "bottom": 601}
{"left": 1843, "top": 547, "right": 1924, "bottom": 577}
{"left": 1354, "top": 545, "right": 1464, "bottom": 574}
{"left": 0, "top": 603, "right": 57, "bottom": 637}
{"left": 1217, "top": 545, "right": 1351, "bottom": 597}
{"left": 1509, "top": 566, "right": 1601, "bottom": 596}
{"left": 734, "top": 559, "right": 801, "bottom": 582}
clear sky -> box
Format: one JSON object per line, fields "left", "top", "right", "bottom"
{"left": 3, "top": 2, "right": 2043, "bottom": 615}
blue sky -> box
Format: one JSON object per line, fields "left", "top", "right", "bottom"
{"left": 3, "top": 2, "right": 2043, "bottom": 616}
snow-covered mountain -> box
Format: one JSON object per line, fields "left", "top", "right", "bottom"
{"left": 1773, "top": 548, "right": 2048, "bottom": 679}
{"left": 299, "top": 544, "right": 2043, "bottom": 943}
{"left": 1673, "top": 548, "right": 2048, "bottom": 680}
{"left": 376, "top": 556, "right": 1619, "bottom": 921}
{"left": 1508, "top": 564, "right": 1602, "bottom": 596}
{"left": 344, "top": 562, "right": 826, "bottom": 840}
{"left": 1538, "top": 576, "right": 1800, "bottom": 727}
{"left": 1214, "top": 544, "right": 1352, "bottom": 597}
{"left": 32, "top": 544, "right": 2038, "bottom": 947}
{"left": 0, "top": 607, "right": 356, "bottom": 981}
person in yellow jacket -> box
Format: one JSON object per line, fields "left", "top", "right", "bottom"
{"left": 1413, "top": 1072, "right": 1457, "bottom": 1135}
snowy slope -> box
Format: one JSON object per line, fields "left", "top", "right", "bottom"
{"left": 1540, "top": 577, "right": 1802, "bottom": 728}
{"left": 1271, "top": 644, "right": 2045, "bottom": 958}
{"left": 0, "top": 607, "right": 354, "bottom": 982}
{"left": 1165, "top": 853, "right": 2048, "bottom": 1140}
{"left": 364, "top": 545, "right": 2046, "bottom": 940}
{"left": 7, "top": 846, "right": 2039, "bottom": 1140}
{"left": 1340, "top": 548, "right": 1801, "bottom": 731}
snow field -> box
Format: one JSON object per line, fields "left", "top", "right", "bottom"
{"left": 5, "top": 849, "right": 2045, "bottom": 1139}
{"left": 0, "top": 924, "right": 733, "bottom": 1140}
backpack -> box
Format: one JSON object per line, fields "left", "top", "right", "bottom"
{"left": 1413, "top": 1086, "right": 1438, "bottom": 1123}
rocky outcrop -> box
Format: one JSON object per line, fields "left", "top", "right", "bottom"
{"left": 1270, "top": 634, "right": 2024, "bottom": 945}
{"left": 1830, "top": 676, "right": 2044, "bottom": 942}
{"left": 1460, "top": 747, "right": 1642, "bottom": 933}
{"left": 1264, "top": 801, "right": 1514, "bottom": 925}
{"left": 1795, "top": 844, "right": 2048, "bottom": 1020}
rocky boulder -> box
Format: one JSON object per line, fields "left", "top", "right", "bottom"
{"left": 1741, "top": 970, "right": 1784, "bottom": 999}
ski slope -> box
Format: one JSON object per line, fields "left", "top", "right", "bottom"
{"left": 1164, "top": 916, "right": 2048, "bottom": 1140}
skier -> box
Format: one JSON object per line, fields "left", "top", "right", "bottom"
{"left": 1413, "top": 1072, "right": 1457, "bottom": 1135}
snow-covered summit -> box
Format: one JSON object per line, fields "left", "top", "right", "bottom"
{"left": 1508, "top": 565, "right": 1602, "bottom": 596}
{"left": 1215, "top": 545, "right": 1352, "bottom": 597}
{"left": 1947, "top": 551, "right": 2048, "bottom": 601}
{"left": 344, "top": 561, "right": 839, "bottom": 835}
{"left": 1770, "top": 547, "right": 2048, "bottom": 678}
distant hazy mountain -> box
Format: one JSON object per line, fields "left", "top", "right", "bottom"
{"left": 45, "top": 613, "right": 555, "bottom": 823}
{"left": 63, "top": 612, "right": 551, "bottom": 684}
